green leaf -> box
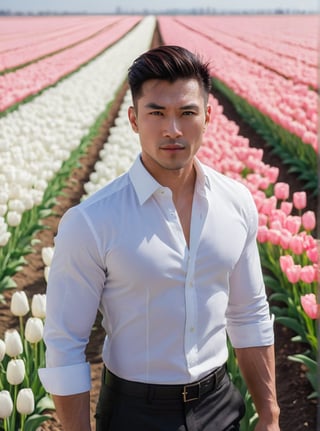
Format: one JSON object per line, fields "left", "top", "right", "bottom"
{"left": 36, "top": 394, "right": 56, "bottom": 413}
{"left": 269, "top": 292, "right": 290, "bottom": 305}
{"left": 24, "top": 414, "right": 53, "bottom": 431}
{"left": 288, "top": 354, "right": 317, "bottom": 373}
{"left": 275, "top": 317, "right": 305, "bottom": 337}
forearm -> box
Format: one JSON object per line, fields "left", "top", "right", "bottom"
{"left": 235, "top": 345, "right": 280, "bottom": 428}
{"left": 52, "top": 391, "right": 91, "bottom": 431}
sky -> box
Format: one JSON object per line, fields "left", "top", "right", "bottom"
{"left": 2, "top": 0, "right": 319, "bottom": 13}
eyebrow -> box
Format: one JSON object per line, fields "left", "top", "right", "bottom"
{"left": 144, "top": 102, "right": 200, "bottom": 110}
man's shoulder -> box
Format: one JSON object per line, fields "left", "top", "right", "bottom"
{"left": 80, "top": 171, "right": 131, "bottom": 210}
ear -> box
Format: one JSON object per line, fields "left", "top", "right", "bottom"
{"left": 128, "top": 106, "right": 138, "bottom": 133}
{"left": 205, "top": 104, "right": 211, "bottom": 127}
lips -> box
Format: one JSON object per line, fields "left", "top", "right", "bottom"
{"left": 159, "top": 140, "right": 186, "bottom": 150}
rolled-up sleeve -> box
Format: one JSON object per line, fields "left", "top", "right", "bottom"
{"left": 38, "top": 362, "right": 91, "bottom": 395}
{"left": 38, "top": 206, "right": 105, "bottom": 395}
{"left": 226, "top": 188, "right": 274, "bottom": 348}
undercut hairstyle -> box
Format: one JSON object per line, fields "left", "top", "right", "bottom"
{"left": 128, "top": 45, "right": 211, "bottom": 106}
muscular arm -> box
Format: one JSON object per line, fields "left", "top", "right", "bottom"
{"left": 52, "top": 391, "right": 91, "bottom": 431}
{"left": 235, "top": 345, "right": 280, "bottom": 431}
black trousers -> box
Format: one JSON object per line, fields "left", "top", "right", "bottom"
{"left": 95, "top": 367, "right": 245, "bottom": 431}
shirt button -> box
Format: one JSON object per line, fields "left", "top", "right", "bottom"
{"left": 190, "top": 327, "right": 195, "bottom": 332}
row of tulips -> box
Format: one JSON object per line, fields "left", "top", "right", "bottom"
{"left": 188, "top": 15, "right": 317, "bottom": 65}
{"left": 0, "top": 16, "right": 142, "bottom": 113}
{"left": 0, "top": 16, "right": 156, "bottom": 293}
{"left": 211, "top": 78, "right": 317, "bottom": 193}
{"left": 196, "top": 100, "right": 318, "bottom": 393}
{"left": 0, "top": 285, "right": 52, "bottom": 431}
{"left": 158, "top": 16, "right": 318, "bottom": 151}
{"left": 0, "top": 16, "right": 97, "bottom": 52}
{"left": 174, "top": 16, "right": 317, "bottom": 89}
{"left": 0, "top": 16, "right": 125, "bottom": 72}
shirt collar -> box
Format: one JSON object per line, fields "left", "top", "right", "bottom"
{"left": 129, "top": 154, "right": 211, "bottom": 205}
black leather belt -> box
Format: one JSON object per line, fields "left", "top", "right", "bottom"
{"left": 104, "top": 365, "right": 226, "bottom": 403}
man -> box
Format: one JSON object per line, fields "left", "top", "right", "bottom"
{"left": 39, "top": 45, "right": 280, "bottom": 431}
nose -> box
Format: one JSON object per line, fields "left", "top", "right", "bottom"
{"left": 163, "top": 117, "right": 182, "bottom": 138}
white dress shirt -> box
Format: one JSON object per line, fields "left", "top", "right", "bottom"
{"left": 39, "top": 155, "right": 273, "bottom": 396}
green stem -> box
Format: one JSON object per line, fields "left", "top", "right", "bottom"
{"left": 9, "top": 385, "right": 18, "bottom": 431}
{"left": 20, "top": 414, "right": 25, "bottom": 431}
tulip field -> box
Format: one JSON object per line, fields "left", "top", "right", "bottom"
{"left": 0, "top": 14, "right": 318, "bottom": 431}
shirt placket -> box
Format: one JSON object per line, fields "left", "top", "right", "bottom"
{"left": 184, "top": 188, "right": 208, "bottom": 372}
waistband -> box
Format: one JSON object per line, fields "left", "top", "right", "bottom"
{"left": 104, "top": 365, "right": 226, "bottom": 403}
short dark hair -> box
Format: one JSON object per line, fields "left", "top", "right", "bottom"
{"left": 128, "top": 45, "right": 211, "bottom": 105}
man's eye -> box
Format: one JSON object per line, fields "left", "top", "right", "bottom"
{"left": 183, "top": 111, "right": 196, "bottom": 116}
{"left": 150, "top": 111, "right": 163, "bottom": 116}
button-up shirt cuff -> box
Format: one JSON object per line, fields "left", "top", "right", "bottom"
{"left": 227, "top": 318, "right": 274, "bottom": 348}
{"left": 38, "top": 362, "right": 91, "bottom": 396}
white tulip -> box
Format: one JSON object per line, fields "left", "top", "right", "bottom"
{"left": 41, "top": 247, "right": 54, "bottom": 267}
{"left": 0, "top": 339, "right": 5, "bottom": 362}
{"left": 8, "top": 199, "right": 25, "bottom": 213}
{"left": 6, "top": 359, "right": 25, "bottom": 385}
{"left": 16, "top": 388, "right": 35, "bottom": 415}
{"left": 0, "top": 391, "right": 13, "bottom": 419}
{"left": 31, "top": 294, "right": 46, "bottom": 319}
{"left": 25, "top": 317, "right": 44, "bottom": 343}
{"left": 44, "top": 265, "right": 50, "bottom": 283}
{"left": 0, "top": 191, "right": 8, "bottom": 204}
{"left": 5, "top": 329, "right": 23, "bottom": 357}
{"left": 0, "top": 204, "right": 7, "bottom": 217}
{"left": 0, "top": 231, "right": 10, "bottom": 247}
{"left": 6, "top": 210, "right": 22, "bottom": 227}
{"left": 10, "top": 291, "right": 30, "bottom": 317}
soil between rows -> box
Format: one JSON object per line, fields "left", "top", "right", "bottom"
{"left": 0, "top": 32, "right": 317, "bottom": 431}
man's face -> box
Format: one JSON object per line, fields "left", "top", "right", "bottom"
{"left": 128, "top": 78, "right": 211, "bottom": 181}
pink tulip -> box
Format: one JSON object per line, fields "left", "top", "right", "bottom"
{"left": 279, "top": 255, "right": 294, "bottom": 273}
{"left": 259, "top": 177, "right": 270, "bottom": 190}
{"left": 306, "top": 246, "right": 318, "bottom": 264}
{"left": 269, "top": 209, "right": 286, "bottom": 226}
{"left": 285, "top": 215, "right": 301, "bottom": 235}
{"left": 264, "top": 166, "right": 279, "bottom": 183}
{"left": 260, "top": 196, "right": 277, "bottom": 215}
{"left": 257, "top": 225, "right": 269, "bottom": 243}
{"left": 279, "top": 229, "right": 292, "bottom": 250}
{"left": 293, "top": 191, "right": 307, "bottom": 210}
{"left": 274, "top": 182, "right": 289, "bottom": 201}
{"left": 289, "top": 235, "right": 304, "bottom": 255}
{"left": 301, "top": 293, "right": 319, "bottom": 319}
{"left": 286, "top": 264, "right": 301, "bottom": 283}
{"left": 301, "top": 211, "right": 316, "bottom": 231}
{"left": 280, "top": 201, "right": 293, "bottom": 216}
{"left": 270, "top": 220, "right": 282, "bottom": 231}
{"left": 268, "top": 229, "right": 281, "bottom": 245}
{"left": 300, "top": 265, "right": 316, "bottom": 283}
{"left": 258, "top": 213, "right": 268, "bottom": 226}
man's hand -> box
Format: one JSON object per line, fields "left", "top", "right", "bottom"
{"left": 255, "top": 418, "right": 280, "bottom": 431}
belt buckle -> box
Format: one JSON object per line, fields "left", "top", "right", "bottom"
{"left": 182, "top": 381, "right": 200, "bottom": 402}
